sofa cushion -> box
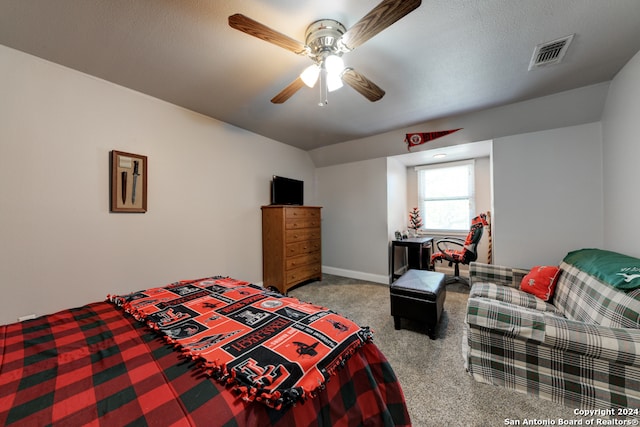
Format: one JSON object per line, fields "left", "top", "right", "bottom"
{"left": 519, "top": 265, "right": 560, "bottom": 301}
{"left": 554, "top": 261, "right": 640, "bottom": 329}
{"left": 470, "top": 282, "right": 563, "bottom": 314}
{"left": 466, "top": 297, "right": 546, "bottom": 342}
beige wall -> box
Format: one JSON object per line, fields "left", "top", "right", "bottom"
{"left": 492, "top": 122, "right": 603, "bottom": 267}
{"left": 602, "top": 49, "right": 640, "bottom": 258}
{"left": 316, "top": 157, "right": 389, "bottom": 283}
{"left": 386, "top": 157, "right": 408, "bottom": 241}
{"left": 0, "top": 45, "right": 315, "bottom": 325}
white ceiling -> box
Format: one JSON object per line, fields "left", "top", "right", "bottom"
{"left": 1, "top": 1, "right": 639, "bottom": 151}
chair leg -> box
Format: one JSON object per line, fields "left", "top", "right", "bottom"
{"left": 454, "top": 276, "right": 469, "bottom": 286}
{"left": 445, "top": 262, "right": 469, "bottom": 286}
{"left": 444, "top": 275, "right": 458, "bottom": 284}
{"left": 445, "top": 275, "right": 469, "bottom": 285}
{"left": 434, "top": 261, "right": 470, "bottom": 285}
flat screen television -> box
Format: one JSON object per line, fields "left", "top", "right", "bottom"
{"left": 271, "top": 175, "right": 303, "bottom": 205}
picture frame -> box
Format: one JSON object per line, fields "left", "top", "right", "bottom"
{"left": 110, "top": 150, "right": 147, "bottom": 213}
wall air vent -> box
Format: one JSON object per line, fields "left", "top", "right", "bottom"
{"left": 528, "top": 34, "right": 574, "bottom": 70}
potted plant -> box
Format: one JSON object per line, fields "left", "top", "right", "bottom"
{"left": 408, "top": 207, "right": 423, "bottom": 237}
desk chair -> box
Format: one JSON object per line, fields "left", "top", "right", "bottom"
{"left": 431, "top": 213, "right": 489, "bottom": 285}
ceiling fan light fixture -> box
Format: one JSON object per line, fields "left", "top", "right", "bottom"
{"left": 300, "top": 64, "right": 320, "bottom": 87}
{"left": 327, "top": 72, "right": 343, "bottom": 92}
{"left": 324, "top": 54, "right": 344, "bottom": 75}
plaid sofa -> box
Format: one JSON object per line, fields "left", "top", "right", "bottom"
{"left": 463, "top": 252, "right": 640, "bottom": 410}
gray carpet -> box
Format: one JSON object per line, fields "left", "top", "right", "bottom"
{"left": 289, "top": 274, "right": 577, "bottom": 427}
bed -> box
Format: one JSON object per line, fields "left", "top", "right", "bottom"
{"left": 0, "top": 276, "right": 410, "bottom": 426}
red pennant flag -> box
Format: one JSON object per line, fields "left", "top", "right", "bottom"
{"left": 405, "top": 128, "right": 462, "bottom": 151}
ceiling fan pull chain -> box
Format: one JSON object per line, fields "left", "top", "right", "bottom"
{"left": 319, "top": 68, "right": 328, "bottom": 107}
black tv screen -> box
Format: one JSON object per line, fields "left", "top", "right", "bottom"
{"left": 271, "top": 176, "right": 303, "bottom": 205}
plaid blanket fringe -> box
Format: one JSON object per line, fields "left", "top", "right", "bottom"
{"left": 152, "top": 321, "right": 371, "bottom": 410}
{"left": 108, "top": 277, "right": 374, "bottom": 410}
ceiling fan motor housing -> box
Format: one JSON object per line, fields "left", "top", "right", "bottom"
{"left": 305, "top": 19, "right": 346, "bottom": 61}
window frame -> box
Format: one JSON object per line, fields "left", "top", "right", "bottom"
{"left": 415, "top": 159, "right": 476, "bottom": 233}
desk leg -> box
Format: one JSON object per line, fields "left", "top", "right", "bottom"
{"left": 422, "top": 244, "right": 432, "bottom": 271}
{"left": 390, "top": 242, "right": 398, "bottom": 283}
{"left": 390, "top": 243, "right": 395, "bottom": 283}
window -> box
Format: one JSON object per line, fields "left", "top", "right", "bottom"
{"left": 416, "top": 160, "right": 475, "bottom": 232}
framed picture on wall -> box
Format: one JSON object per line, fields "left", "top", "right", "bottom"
{"left": 110, "top": 150, "right": 147, "bottom": 213}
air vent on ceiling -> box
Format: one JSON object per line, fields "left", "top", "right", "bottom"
{"left": 528, "top": 34, "right": 574, "bottom": 70}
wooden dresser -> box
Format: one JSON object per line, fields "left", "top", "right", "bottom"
{"left": 261, "top": 205, "right": 322, "bottom": 294}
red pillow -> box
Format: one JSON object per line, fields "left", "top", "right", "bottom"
{"left": 520, "top": 265, "right": 560, "bottom": 301}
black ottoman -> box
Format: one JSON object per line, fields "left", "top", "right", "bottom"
{"left": 390, "top": 269, "right": 446, "bottom": 339}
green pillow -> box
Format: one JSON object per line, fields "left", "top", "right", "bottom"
{"left": 563, "top": 248, "right": 640, "bottom": 290}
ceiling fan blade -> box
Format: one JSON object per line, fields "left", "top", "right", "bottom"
{"left": 271, "top": 77, "right": 306, "bottom": 104}
{"left": 342, "top": 68, "right": 385, "bottom": 102}
{"left": 340, "top": 0, "right": 421, "bottom": 51}
{"left": 229, "top": 14, "right": 307, "bottom": 55}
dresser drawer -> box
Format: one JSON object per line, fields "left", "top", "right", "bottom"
{"left": 286, "top": 264, "right": 322, "bottom": 286}
{"left": 285, "top": 228, "right": 321, "bottom": 243}
{"left": 285, "top": 218, "right": 321, "bottom": 229}
{"left": 286, "top": 252, "right": 321, "bottom": 270}
{"left": 285, "top": 208, "right": 321, "bottom": 220}
{"left": 286, "top": 239, "right": 321, "bottom": 257}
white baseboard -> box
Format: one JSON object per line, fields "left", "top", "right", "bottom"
{"left": 322, "top": 266, "right": 389, "bottom": 285}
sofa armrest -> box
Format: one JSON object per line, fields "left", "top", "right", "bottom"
{"left": 466, "top": 297, "right": 546, "bottom": 342}
{"left": 469, "top": 262, "right": 530, "bottom": 289}
{"left": 544, "top": 315, "right": 640, "bottom": 367}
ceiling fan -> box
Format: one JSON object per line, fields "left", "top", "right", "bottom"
{"left": 229, "top": 0, "right": 422, "bottom": 105}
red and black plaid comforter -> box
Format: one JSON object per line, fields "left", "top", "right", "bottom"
{"left": 0, "top": 300, "right": 410, "bottom": 426}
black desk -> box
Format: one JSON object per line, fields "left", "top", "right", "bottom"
{"left": 390, "top": 237, "right": 434, "bottom": 283}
